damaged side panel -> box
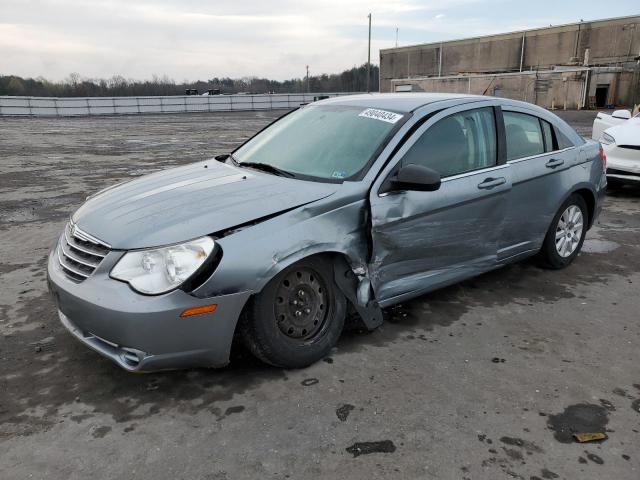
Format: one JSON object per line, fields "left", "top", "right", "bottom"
{"left": 192, "top": 183, "right": 380, "bottom": 326}
{"left": 365, "top": 100, "right": 513, "bottom": 307}
{"left": 369, "top": 169, "right": 511, "bottom": 306}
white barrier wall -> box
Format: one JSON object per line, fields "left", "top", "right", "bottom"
{"left": 0, "top": 93, "right": 355, "bottom": 117}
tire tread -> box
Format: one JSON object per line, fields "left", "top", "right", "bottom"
{"left": 239, "top": 256, "right": 345, "bottom": 368}
{"left": 538, "top": 194, "right": 588, "bottom": 270}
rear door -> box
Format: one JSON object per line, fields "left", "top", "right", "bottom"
{"left": 368, "top": 102, "right": 511, "bottom": 306}
{"left": 498, "top": 108, "right": 577, "bottom": 259}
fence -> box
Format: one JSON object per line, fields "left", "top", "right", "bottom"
{"left": 0, "top": 93, "right": 356, "bottom": 117}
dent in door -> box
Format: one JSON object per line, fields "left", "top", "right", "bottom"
{"left": 369, "top": 187, "right": 502, "bottom": 301}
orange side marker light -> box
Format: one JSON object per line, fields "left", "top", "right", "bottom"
{"left": 180, "top": 304, "right": 217, "bottom": 318}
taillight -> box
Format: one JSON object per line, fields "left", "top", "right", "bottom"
{"left": 599, "top": 146, "right": 607, "bottom": 170}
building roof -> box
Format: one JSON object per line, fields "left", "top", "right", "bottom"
{"left": 316, "top": 92, "right": 481, "bottom": 112}
{"left": 380, "top": 14, "right": 640, "bottom": 54}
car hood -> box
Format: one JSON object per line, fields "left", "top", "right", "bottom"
{"left": 72, "top": 160, "right": 338, "bottom": 249}
{"left": 606, "top": 118, "right": 640, "bottom": 146}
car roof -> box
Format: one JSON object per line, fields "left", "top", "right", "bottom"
{"left": 315, "top": 92, "right": 585, "bottom": 146}
{"left": 315, "top": 93, "right": 483, "bottom": 112}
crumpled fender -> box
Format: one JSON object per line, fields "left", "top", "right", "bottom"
{"left": 190, "top": 185, "right": 383, "bottom": 330}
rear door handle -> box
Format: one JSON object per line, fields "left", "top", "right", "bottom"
{"left": 477, "top": 177, "right": 506, "bottom": 190}
{"left": 545, "top": 158, "right": 564, "bottom": 169}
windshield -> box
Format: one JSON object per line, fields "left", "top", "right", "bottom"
{"left": 233, "top": 104, "right": 404, "bottom": 181}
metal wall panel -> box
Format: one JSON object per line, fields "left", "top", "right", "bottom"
{"left": 0, "top": 93, "right": 354, "bottom": 117}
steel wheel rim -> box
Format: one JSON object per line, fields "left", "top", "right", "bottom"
{"left": 274, "top": 267, "right": 329, "bottom": 340}
{"left": 555, "top": 205, "right": 583, "bottom": 258}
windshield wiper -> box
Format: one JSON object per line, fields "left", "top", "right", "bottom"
{"left": 238, "top": 161, "right": 295, "bottom": 178}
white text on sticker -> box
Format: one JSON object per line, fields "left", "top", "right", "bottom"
{"left": 358, "top": 108, "right": 403, "bottom": 124}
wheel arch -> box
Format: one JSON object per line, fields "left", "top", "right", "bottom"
{"left": 235, "top": 249, "right": 382, "bottom": 340}
{"left": 571, "top": 187, "right": 597, "bottom": 229}
{"left": 251, "top": 249, "right": 363, "bottom": 294}
{"left": 553, "top": 184, "right": 597, "bottom": 231}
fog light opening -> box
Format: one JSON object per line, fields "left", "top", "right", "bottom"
{"left": 120, "top": 347, "right": 145, "bottom": 367}
{"left": 180, "top": 304, "right": 218, "bottom": 317}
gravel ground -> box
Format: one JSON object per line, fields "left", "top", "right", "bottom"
{"left": 1, "top": 109, "right": 639, "bottom": 480}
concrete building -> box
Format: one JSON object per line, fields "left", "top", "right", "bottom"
{"left": 380, "top": 15, "right": 640, "bottom": 109}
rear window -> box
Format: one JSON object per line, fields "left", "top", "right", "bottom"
{"left": 503, "top": 111, "right": 545, "bottom": 161}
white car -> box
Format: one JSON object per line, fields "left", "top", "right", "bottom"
{"left": 592, "top": 109, "right": 636, "bottom": 141}
{"left": 593, "top": 110, "right": 640, "bottom": 186}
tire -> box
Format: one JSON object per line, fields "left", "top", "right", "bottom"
{"left": 239, "top": 256, "right": 346, "bottom": 368}
{"left": 539, "top": 194, "right": 588, "bottom": 269}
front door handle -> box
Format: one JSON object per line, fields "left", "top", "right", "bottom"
{"left": 545, "top": 158, "right": 564, "bottom": 169}
{"left": 477, "top": 177, "right": 506, "bottom": 190}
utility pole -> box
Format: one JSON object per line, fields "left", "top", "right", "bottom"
{"left": 306, "top": 65, "right": 309, "bottom": 93}
{"left": 366, "top": 13, "right": 372, "bottom": 93}
{"left": 395, "top": 27, "right": 398, "bottom": 48}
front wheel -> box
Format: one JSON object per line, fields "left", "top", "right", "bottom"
{"left": 239, "top": 257, "right": 346, "bottom": 368}
{"left": 539, "top": 194, "right": 588, "bottom": 269}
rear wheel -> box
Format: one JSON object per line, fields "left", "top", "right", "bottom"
{"left": 240, "top": 257, "right": 346, "bottom": 368}
{"left": 539, "top": 194, "right": 588, "bottom": 269}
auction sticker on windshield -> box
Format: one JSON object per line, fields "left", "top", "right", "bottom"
{"left": 358, "top": 108, "right": 403, "bottom": 124}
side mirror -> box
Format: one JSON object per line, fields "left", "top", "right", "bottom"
{"left": 390, "top": 164, "right": 441, "bottom": 192}
{"left": 612, "top": 109, "right": 631, "bottom": 120}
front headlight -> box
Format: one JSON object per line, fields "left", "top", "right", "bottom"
{"left": 600, "top": 133, "right": 616, "bottom": 145}
{"left": 111, "top": 236, "right": 215, "bottom": 294}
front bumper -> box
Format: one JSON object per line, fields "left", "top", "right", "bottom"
{"left": 603, "top": 144, "right": 640, "bottom": 183}
{"left": 607, "top": 169, "right": 640, "bottom": 184}
{"left": 47, "top": 243, "right": 250, "bottom": 372}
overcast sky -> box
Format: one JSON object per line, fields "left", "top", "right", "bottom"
{"left": 1, "top": 0, "right": 638, "bottom": 82}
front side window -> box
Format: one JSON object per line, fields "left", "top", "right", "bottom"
{"left": 400, "top": 107, "right": 497, "bottom": 178}
{"left": 503, "top": 111, "right": 545, "bottom": 160}
{"left": 234, "top": 104, "right": 404, "bottom": 181}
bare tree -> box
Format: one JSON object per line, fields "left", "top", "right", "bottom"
{"left": 0, "top": 65, "right": 379, "bottom": 97}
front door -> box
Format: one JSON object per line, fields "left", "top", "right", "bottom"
{"left": 368, "top": 104, "right": 511, "bottom": 307}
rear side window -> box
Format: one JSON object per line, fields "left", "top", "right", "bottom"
{"left": 555, "top": 127, "right": 575, "bottom": 149}
{"left": 504, "top": 111, "right": 545, "bottom": 161}
{"left": 541, "top": 120, "right": 555, "bottom": 152}
{"left": 400, "top": 107, "right": 497, "bottom": 178}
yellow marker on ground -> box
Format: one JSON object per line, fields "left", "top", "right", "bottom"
{"left": 573, "top": 433, "right": 607, "bottom": 443}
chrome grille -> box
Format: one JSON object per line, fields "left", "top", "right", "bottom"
{"left": 57, "top": 222, "right": 110, "bottom": 282}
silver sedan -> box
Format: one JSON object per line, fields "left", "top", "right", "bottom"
{"left": 47, "top": 93, "right": 606, "bottom": 371}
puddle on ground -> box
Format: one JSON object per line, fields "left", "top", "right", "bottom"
{"left": 582, "top": 239, "right": 620, "bottom": 253}
{"left": 336, "top": 404, "right": 355, "bottom": 422}
{"left": 547, "top": 403, "right": 609, "bottom": 443}
{"left": 346, "top": 440, "right": 396, "bottom": 457}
